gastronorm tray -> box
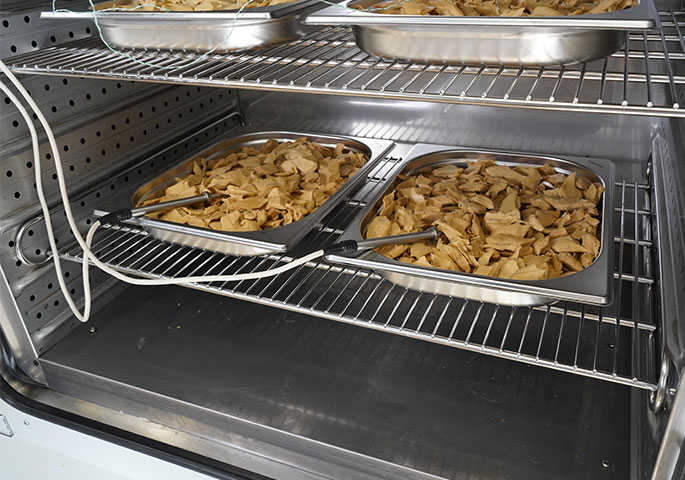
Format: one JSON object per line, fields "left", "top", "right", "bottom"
{"left": 305, "top": 0, "right": 658, "bottom": 65}
{"left": 327, "top": 144, "right": 615, "bottom": 306}
{"left": 41, "top": 0, "right": 323, "bottom": 52}
{"left": 114, "top": 130, "right": 393, "bottom": 256}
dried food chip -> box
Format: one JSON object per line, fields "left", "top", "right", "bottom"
{"left": 139, "top": 138, "right": 368, "bottom": 232}
{"left": 360, "top": 0, "right": 636, "bottom": 16}
{"left": 366, "top": 157, "right": 603, "bottom": 280}
{"left": 116, "top": 0, "right": 298, "bottom": 12}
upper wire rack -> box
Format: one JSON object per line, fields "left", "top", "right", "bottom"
{"left": 6, "top": 10, "right": 685, "bottom": 117}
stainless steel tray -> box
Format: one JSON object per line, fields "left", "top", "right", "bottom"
{"left": 327, "top": 144, "right": 615, "bottom": 306}
{"left": 306, "top": 0, "right": 658, "bottom": 65}
{"left": 124, "top": 130, "right": 393, "bottom": 256}
{"left": 41, "top": 0, "right": 323, "bottom": 51}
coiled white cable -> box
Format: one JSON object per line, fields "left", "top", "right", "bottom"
{"left": 1, "top": 59, "right": 324, "bottom": 323}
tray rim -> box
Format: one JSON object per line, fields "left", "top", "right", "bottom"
{"left": 41, "top": 0, "right": 321, "bottom": 21}
{"left": 326, "top": 144, "right": 616, "bottom": 306}
{"left": 117, "top": 129, "right": 394, "bottom": 254}
{"left": 305, "top": 0, "right": 657, "bottom": 29}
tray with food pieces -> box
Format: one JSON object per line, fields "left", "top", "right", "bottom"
{"left": 41, "top": 0, "right": 323, "bottom": 52}
{"left": 122, "top": 130, "right": 393, "bottom": 256}
{"left": 305, "top": 0, "right": 658, "bottom": 65}
{"left": 327, "top": 144, "right": 614, "bottom": 306}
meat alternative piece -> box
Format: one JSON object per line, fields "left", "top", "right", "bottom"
{"left": 139, "top": 138, "right": 368, "bottom": 232}
{"left": 367, "top": 157, "right": 604, "bottom": 281}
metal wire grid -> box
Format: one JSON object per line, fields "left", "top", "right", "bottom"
{"left": 5, "top": 10, "right": 685, "bottom": 117}
{"left": 59, "top": 155, "right": 658, "bottom": 391}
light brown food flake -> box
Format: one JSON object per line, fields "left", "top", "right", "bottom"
{"left": 367, "top": 158, "right": 604, "bottom": 280}
{"left": 361, "top": 0, "right": 636, "bottom": 16}
{"left": 139, "top": 138, "right": 368, "bottom": 232}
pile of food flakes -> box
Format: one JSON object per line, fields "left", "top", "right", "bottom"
{"left": 366, "top": 157, "right": 604, "bottom": 280}
{"left": 139, "top": 138, "right": 368, "bottom": 231}
{"left": 114, "top": 0, "right": 296, "bottom": 11}
{"left": 363, "top": 0, "right": 636, "bottom": 16}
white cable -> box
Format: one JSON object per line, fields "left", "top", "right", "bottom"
{"left": 0, "top": 81, "right": 92, "bottom": 322}
{"left": 1, "top": 60, "right": 325, "bottom": 322}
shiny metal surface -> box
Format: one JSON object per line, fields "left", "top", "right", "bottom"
{"left": 354, "top": 227, "right": 438, "bottom": 250}
{"left": 8, "top": 11, "right": 685, "bottom": 116}
{"left": 328, "top": 145, "right": 615, "bottom": 306}
{"left": 130, "top": 192, "right": 214, "bottom": 217}
{"left": 42, "top": 0, "right": 323, "bottom": 52}
{"left": 39, "top": 284, "right": 634, "bottom": 480}
{"left": 120, "top": 130, "right": 392, "bottom": 256}
{"left": 306, "top": 0, "right": 657, "bottom": 65}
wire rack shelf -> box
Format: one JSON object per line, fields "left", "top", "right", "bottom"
{"left": 6, "top": 10, "right": 685, "bottom": 117}
{"left": 59, "top": 152, "right": 658, "bottom": 391}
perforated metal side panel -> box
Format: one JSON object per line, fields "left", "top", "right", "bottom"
{"left": 0, "top": 2, "right": 241, "bottom": 379}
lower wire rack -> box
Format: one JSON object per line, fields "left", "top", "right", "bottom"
{"left": 60, "top": 157, "right": 659, "bottom": 391}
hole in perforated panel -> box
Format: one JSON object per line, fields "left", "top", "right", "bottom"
{"left": 29, "top": 295, "right": 35, "bottom": 301}
{"left": 50, "top": 35, "right": 56, "bottom": 43}
{"left": 125, "top": 118, "right": 130, "bottom": 124}
{"left": 69, "top": 100, "right": 75, "bottom": 106}
{"left": 86, "top": 157, "right": 91, "bottom": 163}
{"left": 2, "top": 20, "right": 9, "bottom": 28}
{"left": 69, "top": 165, "right": 75, "bottom": 171}
{"left": 51, "top": 106, "right": 57, "bottom": 113}
{"left": 26, "top": 161, "right": 32, "bottom": 168}
{"left": 62, "top": 79, "right": 68, "bottom": 85}
{"left": 6, "top": 170, "right": 13, "bottom": 177}
{"left": 68, "top": 31, "right": 74, "bottom": 38}
{"left": 80, "top": 138, "right": 86, "bottom": 144}
{"left": 12, "top": 120, "right": 19, "bottom": 128}
{"left": 102, "top": 88, "right": 107, "bottom": 94}
{"left": 10, "top": 45, "right": 17, "bottom": 53}
{"left": 13, "top": 192, "right": 20, "bottom": 199}
{"left": 31, "top": 40, "right": 37, "bottom": 48}
{"left": 86, "top": 94, "right": 92, "bottom": 100}
{"left": 86, "top": 27, "right": 91, "bottom": 34}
